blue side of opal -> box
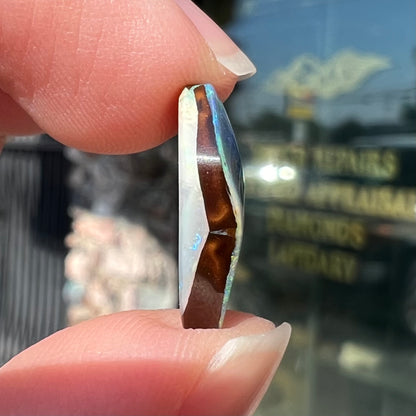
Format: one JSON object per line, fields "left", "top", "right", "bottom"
{"left": 205, "top": 84, "right": 245, "bottom": 204}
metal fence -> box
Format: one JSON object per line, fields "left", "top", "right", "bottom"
{"left": 0, "top": 136, "right": 70, "bottom": 365}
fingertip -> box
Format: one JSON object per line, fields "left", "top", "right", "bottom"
{"left": 180, "top": 320, "right": 291, "bottom": 416}
{"left": 0, "top": 0, "right": 238, "bottom": 153}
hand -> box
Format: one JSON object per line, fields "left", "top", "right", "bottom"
{"left": 0, "top": 0, "right": 256, "bottom": 153}
{"left": 0, "top": 310, "right": 290, "bottom": 415}
{"left": 0, "top": 1, "right": 290, "bottom": 415}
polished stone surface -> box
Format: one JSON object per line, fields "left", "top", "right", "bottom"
{"left": 178, "top": 84, "right": 244, "bottom": 328}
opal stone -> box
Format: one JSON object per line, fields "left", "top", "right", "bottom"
{"left": 178, "top": 84, "right": 244, "bottom": 329}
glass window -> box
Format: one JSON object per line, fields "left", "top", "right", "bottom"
{"left": 212, "top": 0, "right": 416, "bottom": 414}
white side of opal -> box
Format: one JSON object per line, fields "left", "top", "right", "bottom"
{"left": 178, "top": 88, "right": 209, "bottom": 314}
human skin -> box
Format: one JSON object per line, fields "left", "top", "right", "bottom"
{"left": 0, "top": 310, "right": 290, "bottom": 415}
{"left": 0, "top": 0, "right": 254, "bottom": 152}
{"left": 0, "top": 1, "right": 290, "bottom": 414}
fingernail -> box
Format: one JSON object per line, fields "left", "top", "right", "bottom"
{"left": 180, "top": 323, "right": 291, "bottom": 416}
{"left": 174, "top": 0, "right": 256, "bottom": 80}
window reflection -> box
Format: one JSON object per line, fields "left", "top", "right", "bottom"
{"left": 219, "top": 0, "right": 416, "bottom": 414}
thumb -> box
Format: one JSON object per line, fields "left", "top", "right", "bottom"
{"left": 0, "top": 310, "right": 290, "bottom": 416}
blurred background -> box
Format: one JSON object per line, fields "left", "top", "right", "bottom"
{"left": 1, "top": 0, "right": 416, "bottom": 415}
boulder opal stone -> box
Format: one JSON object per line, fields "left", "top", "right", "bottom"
{"left": 178, "top": 84, "right": 244, "bottom": 329}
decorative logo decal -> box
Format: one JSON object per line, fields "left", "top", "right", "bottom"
{"left": 265, "top": 49, "right": 391, "bottom": 99}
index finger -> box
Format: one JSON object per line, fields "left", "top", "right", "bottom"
{"left": 0, "top": 0, "right": 255, "bottom": 153}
